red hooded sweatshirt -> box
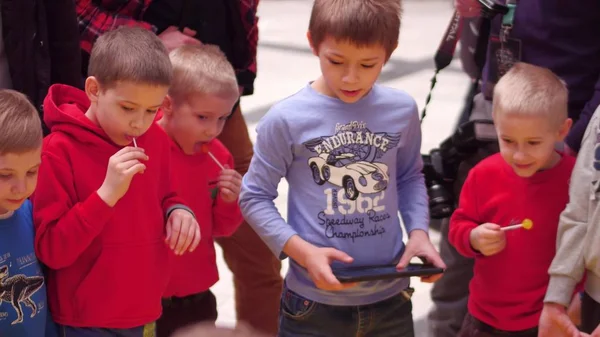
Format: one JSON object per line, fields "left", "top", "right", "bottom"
{"left": 160, "top": 126, "right": 243, "bottom": 298}
{"left": 32, "top": 84, "right": 187, "bottom": 328}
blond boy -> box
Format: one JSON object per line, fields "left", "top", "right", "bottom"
{"left": 0, "top": 90, "right": 58, "bottom": 336}
{"left": 449, "top": 63, "right": 577, "bottom": 337}
{"left": 156, "top": 45, "right": 244, "bottom": 337}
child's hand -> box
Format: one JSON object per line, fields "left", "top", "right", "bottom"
{"left": 567, "top": 293, "right": 582, "bottom": 327}
{"left": 158, "top": 26, "right": 202, "bottom": 52}
{"left": 97, "top": 147, "right": 148, "bottom": 207}
{"left": 305, "top": 246, "right": 357, "bottom": 291}
{"left": 469, "top": 223, "right": 506, "bottom": 256}
{"left": 538, "top": 303, "right": 581, "bottom": 337}
{"left": 397, "top": 229, "right": 446, "bottom": 283}
{"left": 166, "top": 209, "right": 201, "bottom": 255}
{"left": 218, "top": 167, "right": 242, "bottom": 203}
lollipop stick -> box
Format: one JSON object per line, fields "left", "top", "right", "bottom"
{"left": 208, "top": 151, "right": 225, "bottom": 170}
{"left": 501, "top": 224, "right": 522, "bottom": 231}
{"left": 501, "top": 219, "right": 533, "bottom": 232}
{"left": 132, "top": 138, "right": 138, "bottom": 148}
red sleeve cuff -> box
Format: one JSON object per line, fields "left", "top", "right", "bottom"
{"left": 462, "top": 224, "right": 481, "bottom": 257}
{"left": 452, "top": 222, "right": 480, "bottom": 258}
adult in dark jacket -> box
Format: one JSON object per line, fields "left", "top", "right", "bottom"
{"left": 0, "top": 0, "right": 82, "bottom": 135}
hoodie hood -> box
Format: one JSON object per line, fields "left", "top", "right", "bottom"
{"left": 43, "top": 84, "right": 115, "bottom": 146}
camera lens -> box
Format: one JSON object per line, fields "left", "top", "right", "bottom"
{"left": 428, "top": 182, "right": 454, "bottom": 219}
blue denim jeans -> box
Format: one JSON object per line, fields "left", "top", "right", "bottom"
{"left": 278, "top": 286, "right": 414, "bottom": 337}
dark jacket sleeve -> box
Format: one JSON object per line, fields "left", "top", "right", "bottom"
{"left": 566, "top": 77, "right": 600, "bottom": 152}
{"left": 44, "top": 0, "right": 83, "bottom": 90}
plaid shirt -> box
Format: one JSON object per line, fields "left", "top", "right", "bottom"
{"left": 239, "top": 0, "right": 259, "bottom": 80}
{"left": 76, "top": 0, "right": 259, "bottom": 90}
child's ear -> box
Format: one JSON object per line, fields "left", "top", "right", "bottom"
{"left": 558, "top": 118, "right": 573, "bottom": 140}
{"left": 162, "top": 95, "right": 173, "bottom": 116}
{"left": 307, "top": 31, "right": 318, "bottom": 56}
{"left": 85, "top": 77, "right": 100, "bottom": 103}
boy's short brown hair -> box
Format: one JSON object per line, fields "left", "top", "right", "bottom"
{"left": 309, "top": 0, "right": 402, "bottom": 58}
{"left": 493, "top": 62, "right": 569, "bottom": 127}
{"left": 88, "top": 26, "right": 172, "bottom": 88}
{"left": 0, "top": 90, "right": 43, "bottom": 154}
{"left": 168, "top": 44, "right": 239, "bottom": 101}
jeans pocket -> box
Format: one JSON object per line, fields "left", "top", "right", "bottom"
{"left": 381, "top": 290, "right": 414, "bottom": 318}
{"left": 280, "top": 287, "right": 318, "bottom": 320}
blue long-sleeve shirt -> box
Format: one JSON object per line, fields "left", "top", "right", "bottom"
{"left": 0, "top": 200, "right": 57, "bottom": 337}
{"left": 240, "top": 84, "right": 429, "bottom": 305}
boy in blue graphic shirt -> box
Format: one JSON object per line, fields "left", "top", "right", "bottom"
{"left": 0, "top": 90, "right": 57, "bottom": 337}
{"left": 239, "top": 0, "right": 445, "bottom": 336}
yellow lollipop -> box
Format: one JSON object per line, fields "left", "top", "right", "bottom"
{"left": 501, "top": 218, "right": 534, "bottom": 232}
{"left": 521, "top": 219, "right": 533, "bottom": 230}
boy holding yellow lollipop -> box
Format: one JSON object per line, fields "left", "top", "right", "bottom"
{"left": 448, "top": 63, "right": 578, "bottom": 337}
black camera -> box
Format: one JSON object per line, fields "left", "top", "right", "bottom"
{"left": 421, "top": 0, "right": 508, "bottom": 220}
{"left": 422, "top": 120, "right": 489, "bottom": 219}
{"left": 479, "top": 0, "right": 509, "bottom": 18}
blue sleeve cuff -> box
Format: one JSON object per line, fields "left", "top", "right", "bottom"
{"left": 166, "top": 204, "right": 195, "bottom": 219}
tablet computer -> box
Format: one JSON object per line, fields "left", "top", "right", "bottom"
{"left": 333, "top": 263, "right": 444, "bottom": 283}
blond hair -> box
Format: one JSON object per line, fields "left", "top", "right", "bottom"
{"left": 0, "top": 90, "right": 43, "bottom": 154}
{"left": 169, "top": 44, "right": 238, "bottom": 101}
{"left": 309, "top": 0, "right": 402, "bottom": 59}
{"left": 493, "top": 62, "right": 568, "bottom": 127}
{"left": 88, "top": 26, "right": 172, "bottom": 88}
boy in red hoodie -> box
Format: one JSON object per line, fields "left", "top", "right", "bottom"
{"left": 155, "top": 44, "right": 244, "bottom": 337}
{"left": 32, "top": 27, "right": 201, "bottom": 336}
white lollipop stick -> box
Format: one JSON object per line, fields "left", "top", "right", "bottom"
{"left": 501, "top": 224, "right": 523, "bottom": 231}
{"left": 208, "top": 151, "right": 225, "bottom": 170}
{"left": 132, "top": 137, "right": 138, "bottom": 148}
